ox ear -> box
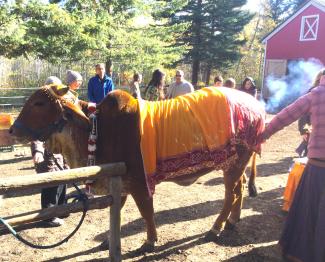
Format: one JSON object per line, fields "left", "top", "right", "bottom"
{"left": 62, "top": 101, "right": 91, "bottom": 130}
{"left": 50, "top": 84, "right": 70, "bottom": 97}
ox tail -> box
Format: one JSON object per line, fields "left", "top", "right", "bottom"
{"left": 247, "top": 152, "right": 258, "bottom": 197}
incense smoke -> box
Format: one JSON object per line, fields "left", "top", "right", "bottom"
{"left": 263, "top": 59, "right": 324, "bottom": 113}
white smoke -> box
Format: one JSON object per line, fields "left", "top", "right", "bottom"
{"left": 263, "top": 58, "right": 324, "bottom": 113}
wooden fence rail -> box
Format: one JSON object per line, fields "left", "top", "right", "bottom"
{"left": 0, "top": 162, "right": 126, "bottom": 194}
{"left": 0, "top": 162, "right": 126, "bottom": 262}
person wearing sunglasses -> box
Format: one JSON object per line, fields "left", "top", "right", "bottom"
{"left": 166, "top": 70, "right": 194, "bottom": 99}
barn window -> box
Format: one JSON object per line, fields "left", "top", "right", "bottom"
{"left": 300, "top": 15, "right": 319, "bottom": 41}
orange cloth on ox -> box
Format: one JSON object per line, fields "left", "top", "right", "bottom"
{"left": 139, "top": 87, "right": 233, "bottom": 195}
{"left": 283, "top": 162, "right": 305, "bottom": 212}
{"left": 0, "top": 113, "right": 14, "bottom": 146}
{"left": 0, "top": 113, "right": 14, "bottom": 130}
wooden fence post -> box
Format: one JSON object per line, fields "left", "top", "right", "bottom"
{"left": 109, "top": 176, "right": 122, "bottom": 262}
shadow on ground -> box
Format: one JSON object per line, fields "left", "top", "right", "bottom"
{"left": 223, "top": 244, "right": 281, "bottom": 262}
{"left": 255, "top": 157, "right": 293, "bottom": 177}
{"left": 7, "top": 185, "right": 285, "bottom": 261}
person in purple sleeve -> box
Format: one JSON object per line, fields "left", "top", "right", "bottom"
{"left": 259, "top": 68, "right": 325, "bottom": 262}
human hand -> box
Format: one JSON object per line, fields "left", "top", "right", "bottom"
{"left": 33, "top": 152, "right": 44, "bottom": 164}
{"left": 264, "top": 119, "right": 271, "bottom": 128}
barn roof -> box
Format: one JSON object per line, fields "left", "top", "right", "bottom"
{"left": 262, "top": 0, "right": 325, "bottom": 44}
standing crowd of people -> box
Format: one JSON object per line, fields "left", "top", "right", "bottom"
{"left": 135, "top": 69, "right": 257, "bottom": 101}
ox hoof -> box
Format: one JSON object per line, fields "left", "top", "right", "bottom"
{"left": 204, "top": 229, "right": 221, "bottom": 242}
{"left": 224, "top": 220, "right": 236, "bottom": 230}
{"left": 248, "top": 184, "right": 258, "bottom": 197}
{"left": 137, "top": 241, "right": 155, "bottom": 254}
{"left": 98, "top": 239, "right": 109, "bottom": 251}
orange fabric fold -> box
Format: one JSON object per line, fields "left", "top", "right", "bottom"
{"left": 139, "top": 87, "right": 232, "bottom": 183}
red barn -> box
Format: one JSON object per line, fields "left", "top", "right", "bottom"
{"left": 262, "top": 0, "right": 325, "bottom": 99}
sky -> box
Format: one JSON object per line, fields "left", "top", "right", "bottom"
{"left": 245, "top": 0, "right": 262, "bottom": 12}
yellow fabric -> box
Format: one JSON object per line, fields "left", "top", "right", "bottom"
{"left": 139, "top": 87, "right": 232, "bottom": 179}
{"left": 283, "top": 162, "right": 305, "bottom": 212}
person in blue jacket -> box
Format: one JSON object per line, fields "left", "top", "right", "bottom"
{"left": 88, "top": 63, "right": 115, "bottom": 103}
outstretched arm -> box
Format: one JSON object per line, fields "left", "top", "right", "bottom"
{"left": 263, "top": 92, "right": 312, "bottom": 140}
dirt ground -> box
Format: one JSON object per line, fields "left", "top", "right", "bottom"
{"left": 0, "top": 118, "right": 301, "bottom": 262}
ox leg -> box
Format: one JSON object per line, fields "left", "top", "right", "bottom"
{"left": 248, "top": 152, "right": 258, "bottom": 197}
{"left": 225, "top": 175, "right": 244, "bottom": 230}
{"left": 205, "top": 149, "right": 252, "bottom": 242}
{"left": 131, "top": 190, "right": 157, "bottom": 253}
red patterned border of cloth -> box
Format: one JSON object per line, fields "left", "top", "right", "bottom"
{"left": 224, "top": 88, "right": 265, "bottom": 154}
{"left": 146, "top": 143, "right": 237, "bottom": 194}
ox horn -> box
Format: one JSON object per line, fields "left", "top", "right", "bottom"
{"left": 48, "top": 84, "right": 70, "bottom": 98}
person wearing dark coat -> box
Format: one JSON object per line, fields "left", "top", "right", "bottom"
{"left": 239, "top": 77, "right": 257, "bottom": 98}
{"left": 31, "top": 141, "right": 68, "bottom": 213}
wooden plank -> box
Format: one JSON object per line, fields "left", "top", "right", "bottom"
{"left": 0, "top": 96, "right": 28, "bottom": 99}
{"left": 0, "top": 195, "right": 113, "bottom": 228}
{"left": 0, "top": 104, "right": 25, "bottom": 107}
{"left": 0, "top": 163, "right": 126, "bottom": 194}
{"left": 109, "top": 176, "right": 122, "bottom": 262}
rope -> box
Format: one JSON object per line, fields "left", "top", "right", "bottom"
{"left": 85, "top": 103, "right": 97, "bottom": 194}
{"left": 0, "top": 183, "right": 88, "bottom": 249}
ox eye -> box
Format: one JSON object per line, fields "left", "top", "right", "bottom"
{"left": 34, "top": 101, "right": 45, "bottom": 107}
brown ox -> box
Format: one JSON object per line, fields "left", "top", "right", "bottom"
{"left": 10, "top": 85, "right": 263, "bottom": 252}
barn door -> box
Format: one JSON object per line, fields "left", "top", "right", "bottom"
{"left": 262, "top": 59, "right": 287, "bottom": 99}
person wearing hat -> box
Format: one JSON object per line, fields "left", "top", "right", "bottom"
{"left": 66, "top": 70, "right": 83, "bottom": 91}
{"left": 87, "top": 63, "right": 115, "bottom": 104}
{"left": 30, "top": 76, "right": 68, "bottom": 227}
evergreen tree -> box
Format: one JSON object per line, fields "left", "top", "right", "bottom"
{"left": 0, "top": 1, "right": 107, "bottom": 62}
{"left": 0, "top": 0, "right": 185, "bottom": 75}
{"left": 263, "top": 0, "right": 292, "bottom": 23}
{"left": 156, "top": 0, "right": 253, "bottom": 85}
{"left": 291, "top": 0, "right": 308, "bottom": 12}
{"left": 262, "top": 0, "right": 308, "bottom": 25}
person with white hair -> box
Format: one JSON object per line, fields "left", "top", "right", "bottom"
{"left": 45, "top": 76, "right": 62, "bottom": 85}
{"left": 166, "top": 70, "right": 194, "bottom": 99}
